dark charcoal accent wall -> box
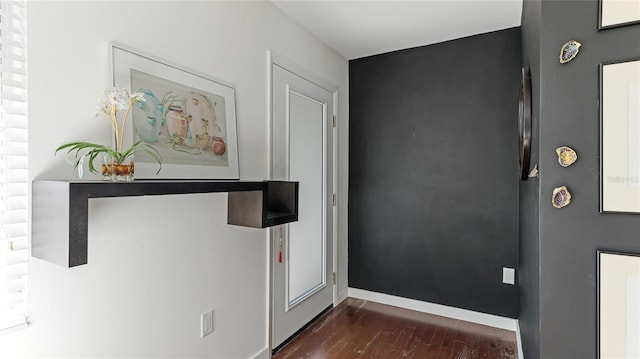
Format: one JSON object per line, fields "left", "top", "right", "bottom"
{"left": 349, "top": 28, "right": 521, "bottom": 318}
{"left": 520, "top": 1, "right": 640, "bottom": 358}
{"left": 519, "top": 0, "right": 541, "bottom": 358}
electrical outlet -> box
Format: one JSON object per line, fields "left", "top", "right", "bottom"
{"left": 502, "top": 267, "right": 515, "bottom": 285}
{"left": 201, "top": 310, "right": 214, "bottom": 338}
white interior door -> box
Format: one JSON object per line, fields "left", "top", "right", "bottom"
{"left": 271, "top": 63, "right": 334, "bottom": 350}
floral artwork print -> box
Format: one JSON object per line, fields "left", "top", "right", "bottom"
{"left": 130, "top": 69, "right": 229, "bottom": 167}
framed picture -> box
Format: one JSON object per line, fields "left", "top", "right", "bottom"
{"left": 599, "top": 0, "right": 640, "bottom": 30}
{"left": 111, "top": 43, "right": 239, "bottom": 179}
{"left": 599, "top": 58, "right": 640, "bottom": 213}
{"left": 598, "top": 250, "right": 640, "bottom": 359}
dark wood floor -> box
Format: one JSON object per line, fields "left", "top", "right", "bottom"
{"left": 273, "top": 297, "right": 517, "bottom": 359}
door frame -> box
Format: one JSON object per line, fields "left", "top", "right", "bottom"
{"left": 267, "top": 50, "right": 339, "bottom": 352}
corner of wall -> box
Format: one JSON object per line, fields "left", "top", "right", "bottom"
{"left": 337, "top": 288, "right": 349, "bottom": 304}
{"left": 251, "top": 348, "right": 270, "bottom": 359}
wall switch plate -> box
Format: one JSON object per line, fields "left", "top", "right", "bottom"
{"left": 502, "top": 267, "right": 515, "bottom": 285}
{"left": 201, "top": 309, "right": 214, "bottom": 338}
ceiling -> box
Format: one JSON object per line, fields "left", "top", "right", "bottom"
{"left": 272, "top": 0, "right": 523, "bottom": 60}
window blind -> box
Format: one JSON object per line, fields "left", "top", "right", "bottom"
{"left": 0, "top": 0, "right": 27, "bottom": 332}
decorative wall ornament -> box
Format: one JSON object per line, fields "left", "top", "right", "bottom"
{"left": 519, "top": 67, "right": 532, "bottom": 180}
{"left": 559, "top": 40, "right": 582, "bottom": 64}
{"left": 528, "top": 164, "right": 539, "bottom": 178}
{"left": 556, "top": 146, "right": 578, "bottom": 167}
{"left": 552, "top": 186, "right": 572, "bottom": 208}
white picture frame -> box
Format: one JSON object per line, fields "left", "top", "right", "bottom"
{"left": 111, "top": 43, "right": 239, "bottom": 179}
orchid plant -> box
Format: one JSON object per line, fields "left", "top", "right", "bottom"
{"left": 55, "top": 88, "right": 162, "bottom": 175}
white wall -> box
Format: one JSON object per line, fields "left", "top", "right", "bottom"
{"left": 1, "top": 1, "right": 348, "bottom": 357}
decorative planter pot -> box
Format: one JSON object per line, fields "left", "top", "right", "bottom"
{"left": 102, "top": 156, "right": 134, "bottom": 182}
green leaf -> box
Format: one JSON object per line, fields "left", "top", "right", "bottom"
{"left": 55, "top": 140, "right": 163, "bottom": 176}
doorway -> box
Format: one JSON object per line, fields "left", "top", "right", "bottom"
{"left": 270, "top": 55, "right": 337, "bottom": 351}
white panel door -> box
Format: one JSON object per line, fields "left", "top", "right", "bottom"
{"left": 271, "top": 63, "right": 334, "bottom": 350}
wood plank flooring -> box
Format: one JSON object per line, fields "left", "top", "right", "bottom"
{"left": 273, "top": 297, "right": 517, "bottom": 359}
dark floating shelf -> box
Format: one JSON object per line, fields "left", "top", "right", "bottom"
{"left": 32, "top": 180, "right": 298, "bottom": 267}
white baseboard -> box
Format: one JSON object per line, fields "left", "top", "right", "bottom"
{"left": 251, "top": 347, "right": 269, "bottom": 359}
{"left": 348, "top": 287, "right": 515, "bottom": 330}
{"left": 347, "top": 288, "right": 524, "bottom": 358}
